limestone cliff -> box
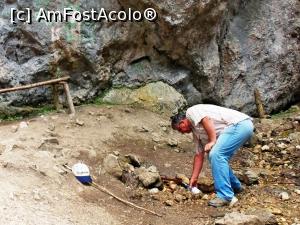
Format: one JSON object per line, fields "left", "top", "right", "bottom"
{"left": 0, "top": 0, "right": 299, "bottom": 115}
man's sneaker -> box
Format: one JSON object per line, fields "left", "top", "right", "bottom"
{"left": 208, "top": 196, "right": 238, "bottom": 207}
{"left": 208, "top": 197, "right": 230, "bottom": 207}
{"left": 233, "top": 185, "right": 245, "bottom": 194}
{"left": 229, "top": 196, "right": 238, "bottom": 207}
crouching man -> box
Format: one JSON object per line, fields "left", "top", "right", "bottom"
{"left": 171, "top": 104, "right": 254, "bottom": 207}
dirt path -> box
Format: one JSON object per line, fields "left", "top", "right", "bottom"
{"left": 0, "top": 105, "right": 299, "bottom": 225}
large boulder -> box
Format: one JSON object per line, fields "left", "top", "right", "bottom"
{"left": 102, "top": 81, "right": 187, "bottom": 115}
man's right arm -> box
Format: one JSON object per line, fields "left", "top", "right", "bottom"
{"left": 190, "top": 133, "right": 205, "bottom": 187}
{"left": 190, "top": 151, "right": 205, "bottom": 187}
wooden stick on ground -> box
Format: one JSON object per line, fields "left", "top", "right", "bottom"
{"left": 0, "top": 76, "right": 70, "bottom": 94}
{"left": 62, "top": 165, "right": 162, "bottom": 217}
{"left": 91, "top": 182, "right": 162, "bottom": 217}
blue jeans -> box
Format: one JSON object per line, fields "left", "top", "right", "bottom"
{"left": 208, "top": 119, "right": 254, "bottom": 201}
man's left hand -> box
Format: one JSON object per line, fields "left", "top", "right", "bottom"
{"left": 204, "top": 141, "right": 215, "bottom": 152}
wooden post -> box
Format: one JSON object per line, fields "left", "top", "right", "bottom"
{"left": 254, "top": 88, "right": 266, "bottom": 118}
{"left": 52, "top": 84, "right": 61, "bottom": 110}
{"left": 61, "top": 82, "right": 75, "bottom": 116}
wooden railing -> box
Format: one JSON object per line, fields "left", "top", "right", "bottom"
{"left": 0, "top": 76, "right": 75, "bottom": 115}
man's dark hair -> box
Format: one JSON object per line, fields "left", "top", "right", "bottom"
{"left": 170, "top": 111, "right": 186, "bottom": 129}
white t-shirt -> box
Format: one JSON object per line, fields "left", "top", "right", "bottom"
{"left": 186, "top": 104, "right": 251, "bottom": 153}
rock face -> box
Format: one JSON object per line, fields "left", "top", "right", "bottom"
{"left": 220, "top": 0, "right": 300, "bottom": 113}
{"left": 0, "top": 0, "right": 299, "bottom": 114}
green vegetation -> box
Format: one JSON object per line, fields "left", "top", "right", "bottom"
{"left": 87, "top": 89, "right": 113, "bottom": 106}
{"left": 91, "top": 95, "right": 106, "bottom": 105}
{"left": 0, "top": 114, "right": 24, "bottom": 122}
{"left": 34, "top": 105, "right": 56, "bottom": 115}
{"left": 271, "top": 105, "right": 300, "bottom": 119}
